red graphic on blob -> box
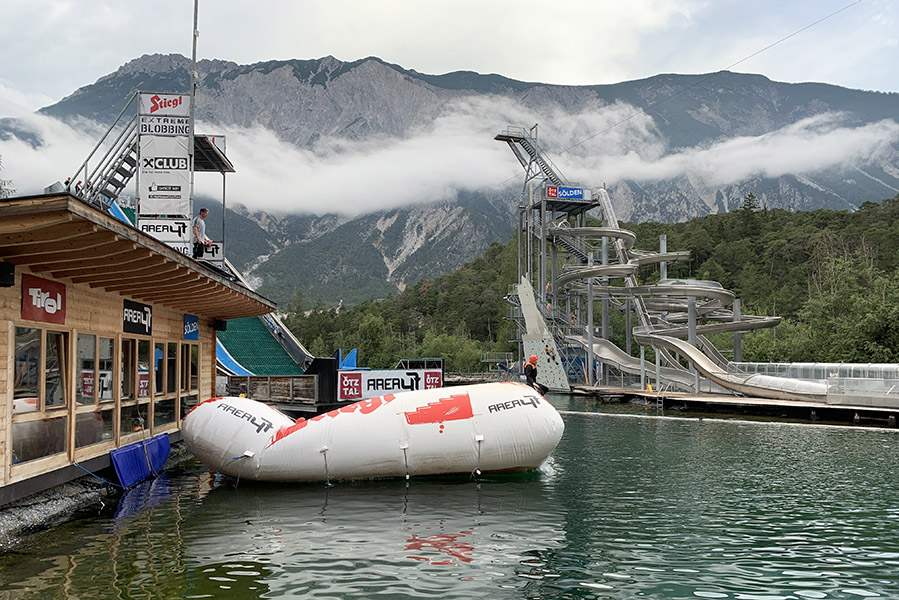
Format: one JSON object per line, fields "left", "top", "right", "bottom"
{"left": 404, "top": 393, "right": 473, "bottom": 426}
{"left": 405, "top": 533, "right": 474, "bottom": 565}
{"left": 269, "top": 394, "right": 397, "bottom": 446}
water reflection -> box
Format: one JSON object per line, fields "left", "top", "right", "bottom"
{"left": 1, "top": 407, "right": 899, "bottom": 599}
{"left": 181, "top": 475, "right": 565, "bottom": 598}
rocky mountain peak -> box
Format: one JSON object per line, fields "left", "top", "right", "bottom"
{"left": 23, "top": 55, "right": 899, "bottom": 306}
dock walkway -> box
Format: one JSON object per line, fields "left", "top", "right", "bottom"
{"left": 571, "top": 385, "right": 899, "bottom": 428}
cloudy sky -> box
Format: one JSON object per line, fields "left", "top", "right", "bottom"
{"left": 1, "top": 0, "right": 894, "bottom": 115}
{"left": 1, "top": 0, "right": 897, "bottom": 215}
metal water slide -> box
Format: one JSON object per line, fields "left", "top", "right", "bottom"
{"left": 497, "top": 125, "right": 824, "bottom": 401}
{"left": 634, "top": 330, "right": 827, "bottom": 401}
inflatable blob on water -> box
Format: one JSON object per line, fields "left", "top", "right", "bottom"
{"left": 182, "top": 382, "right": 564, "bottom": 482}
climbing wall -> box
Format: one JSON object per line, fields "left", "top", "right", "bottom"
{"left": 517, "top": 277, "right": 571, "bottom": 392}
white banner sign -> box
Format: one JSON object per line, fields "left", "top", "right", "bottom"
{"left": 338, "top": 369, "right": 443, "bottom": 401}
{"left": 138, "top": 135, "right": 190, "bottom": 216}
{"left": 168, "top": 241, "right": 226, "bottom": 263}
{"left": 140, "top": 115, "right": 190, "bottom": 136}
{"left": 139, "top": 93, "right": 191, "bottom": 117}
{"left": 199, "top": 241, "right": 224, "bottom": 262}
{"left": 138, "top": 219, "right": 190, "bottom": 243}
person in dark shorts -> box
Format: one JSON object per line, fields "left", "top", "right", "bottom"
{"left": 191, "top": 208, "right": 211, "bottom": 259}
{"left": 524, "top": 354, "right": 549, "bottom": 394}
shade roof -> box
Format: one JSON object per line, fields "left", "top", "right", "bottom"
{"left": 0, "top": 193, "right": 275, "bottom": 320}
{"left": 194, "top": 134, "right": 235, "bottom": 173}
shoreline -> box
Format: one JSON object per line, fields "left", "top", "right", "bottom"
{"left": 0, "top": 442, "right": 192, "bottom": 552}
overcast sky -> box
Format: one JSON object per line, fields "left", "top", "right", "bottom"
{"left": 1, "top": 0, "right": 895, "bottom": 116}
{"left": 1, "top": 0, "right": 897, "bottom": 215}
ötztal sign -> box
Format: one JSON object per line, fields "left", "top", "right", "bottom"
{"left": 21, "top": 274, "right": 66, "bottom": 325}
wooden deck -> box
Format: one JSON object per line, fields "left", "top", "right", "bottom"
{"left": 570, "top": 385, "right": 899, "bottom": 428}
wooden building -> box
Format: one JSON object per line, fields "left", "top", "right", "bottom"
{"left": 0, "top": 193, "right": 275, "bottom": 504}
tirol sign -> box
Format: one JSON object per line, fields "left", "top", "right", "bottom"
{"left": 123, "top": 299, "right": 152, "bottom": 335}
{"left": 21, "top": 274, "right": 66, "bottom": 325}
{"left": 338, "top": 369, "right": 443, "bottom": 401}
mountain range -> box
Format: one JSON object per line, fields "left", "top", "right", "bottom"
{"left": 13, "top": 53, "right": 899, "bottom": 306}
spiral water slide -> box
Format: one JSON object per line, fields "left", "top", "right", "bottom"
{"left": 552, "top": 196, "right": 826, "bottom": 402}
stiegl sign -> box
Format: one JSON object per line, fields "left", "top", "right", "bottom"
{"left": 139, "top": 93, "right": 191, "bottom": 117}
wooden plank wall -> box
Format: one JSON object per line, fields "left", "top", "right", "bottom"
{"left": 1, "top": 266, "right": 216, "bottom": 485}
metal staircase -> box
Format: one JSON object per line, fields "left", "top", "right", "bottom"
{"left": 495, "top": 126, "right": 566, "bottom": 185}
{"left": 69, "top": 93, "right": 140, "bottom": 212}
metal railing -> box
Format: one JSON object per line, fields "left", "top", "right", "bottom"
{"left": 68, "top": 92, "right": 140, "bottom": 212}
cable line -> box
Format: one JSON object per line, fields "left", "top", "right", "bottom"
{"left": 525, "top": 1, "right": 865, "bottom": 167}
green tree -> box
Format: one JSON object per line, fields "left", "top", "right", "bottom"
{"left": 741, "top": 192, "right": 759, "bottom": 212}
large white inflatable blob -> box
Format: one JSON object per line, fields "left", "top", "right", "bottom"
{"left": 182, "top": 382, "right": 564, "bottom": 482}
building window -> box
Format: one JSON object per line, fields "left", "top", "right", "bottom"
{"left": 11, "top": 326, "right": 70, "bottom": 465}
{"left": 98, "top": 337, "right": 115, "bottom": 403}
{"left": 45, "top": 331, "right": 68, "bottom": 408}
{"left": 120, "top": 337, "right": 151, "bottom": 439}
{"left": 154, "top": 342, "right": 165, "bottom": 396}
{"left": 77, "top": 333, "right": 96, "bottom": 405}
{"left": 179, "top": 343, "right": 199, "bottom": 418}
{"left": 74, "top": 334, "right": 114, "bottom": 451}
{"left": 10, "top": 321, "right": 204, "bottom": 467}
{"left": 137, "top": 339, "right": 151, "bottom": 399}
{"left": 13, "top": 326, "right": 40, "bottom": 413}
{"left": 166, "top": 342, "right": 177, "bottom": 395}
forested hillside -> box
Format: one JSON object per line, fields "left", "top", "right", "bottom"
{"left": 631, "top": 195, "right": 899, "bottom": 362}
{"left": 283, "top": 239, "right": 520, "bottom": 372}
{"left": 284, "top": 195, "right": 899, "bottom": 369}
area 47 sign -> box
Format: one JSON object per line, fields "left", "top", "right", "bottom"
{"left": 338, "top": 369, "right": 443, "bottom": 401}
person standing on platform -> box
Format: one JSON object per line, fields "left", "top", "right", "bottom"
{"left": 524, "top": 354, "right": 548, "bottom": 395}
{"left": 191, "top": 207, "right": 211, "bottom": 259}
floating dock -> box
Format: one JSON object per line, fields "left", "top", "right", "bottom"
{"left": 571, "top": 386, "right": 899, "bottom": 428}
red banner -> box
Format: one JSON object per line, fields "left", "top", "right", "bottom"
{"left": 21, "top": 274, "right": 66, "bottom": 325}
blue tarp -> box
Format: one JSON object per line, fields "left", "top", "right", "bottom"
{"left": 110, "top": 434, "right": 171, "bottom": 489}
{"left": 217, "top": 338, "right": 254, "bottom": 376}
{"left": 339, "top": 348, "right": 358, "bottom": 369}
{"left": 108, "top": 200, "right": 132, "bottom": 225}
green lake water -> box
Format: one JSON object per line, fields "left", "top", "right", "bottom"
{"left": 1, "top": 395, "right": 898, "bottom": 599}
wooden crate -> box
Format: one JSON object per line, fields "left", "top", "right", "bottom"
{"left": 227, "top": 375, "right": 318, "bottom": 406}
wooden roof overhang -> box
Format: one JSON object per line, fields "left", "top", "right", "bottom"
{"left": 0, "top": 193, "right": 276, "bottom": 320}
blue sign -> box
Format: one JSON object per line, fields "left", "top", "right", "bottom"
{"left": 546, "top": 185, "right": 590, "bottom": 200}
{"left": 183, "top": 313, "right": 199, "bottom": 340}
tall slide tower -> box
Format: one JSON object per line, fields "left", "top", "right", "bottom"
{"left": 496, "top": 126, "right": 825, "bottom": 401}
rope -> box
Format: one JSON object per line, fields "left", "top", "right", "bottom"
{"left": 73, "top": 461, "right": 123, "bottom": 489}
